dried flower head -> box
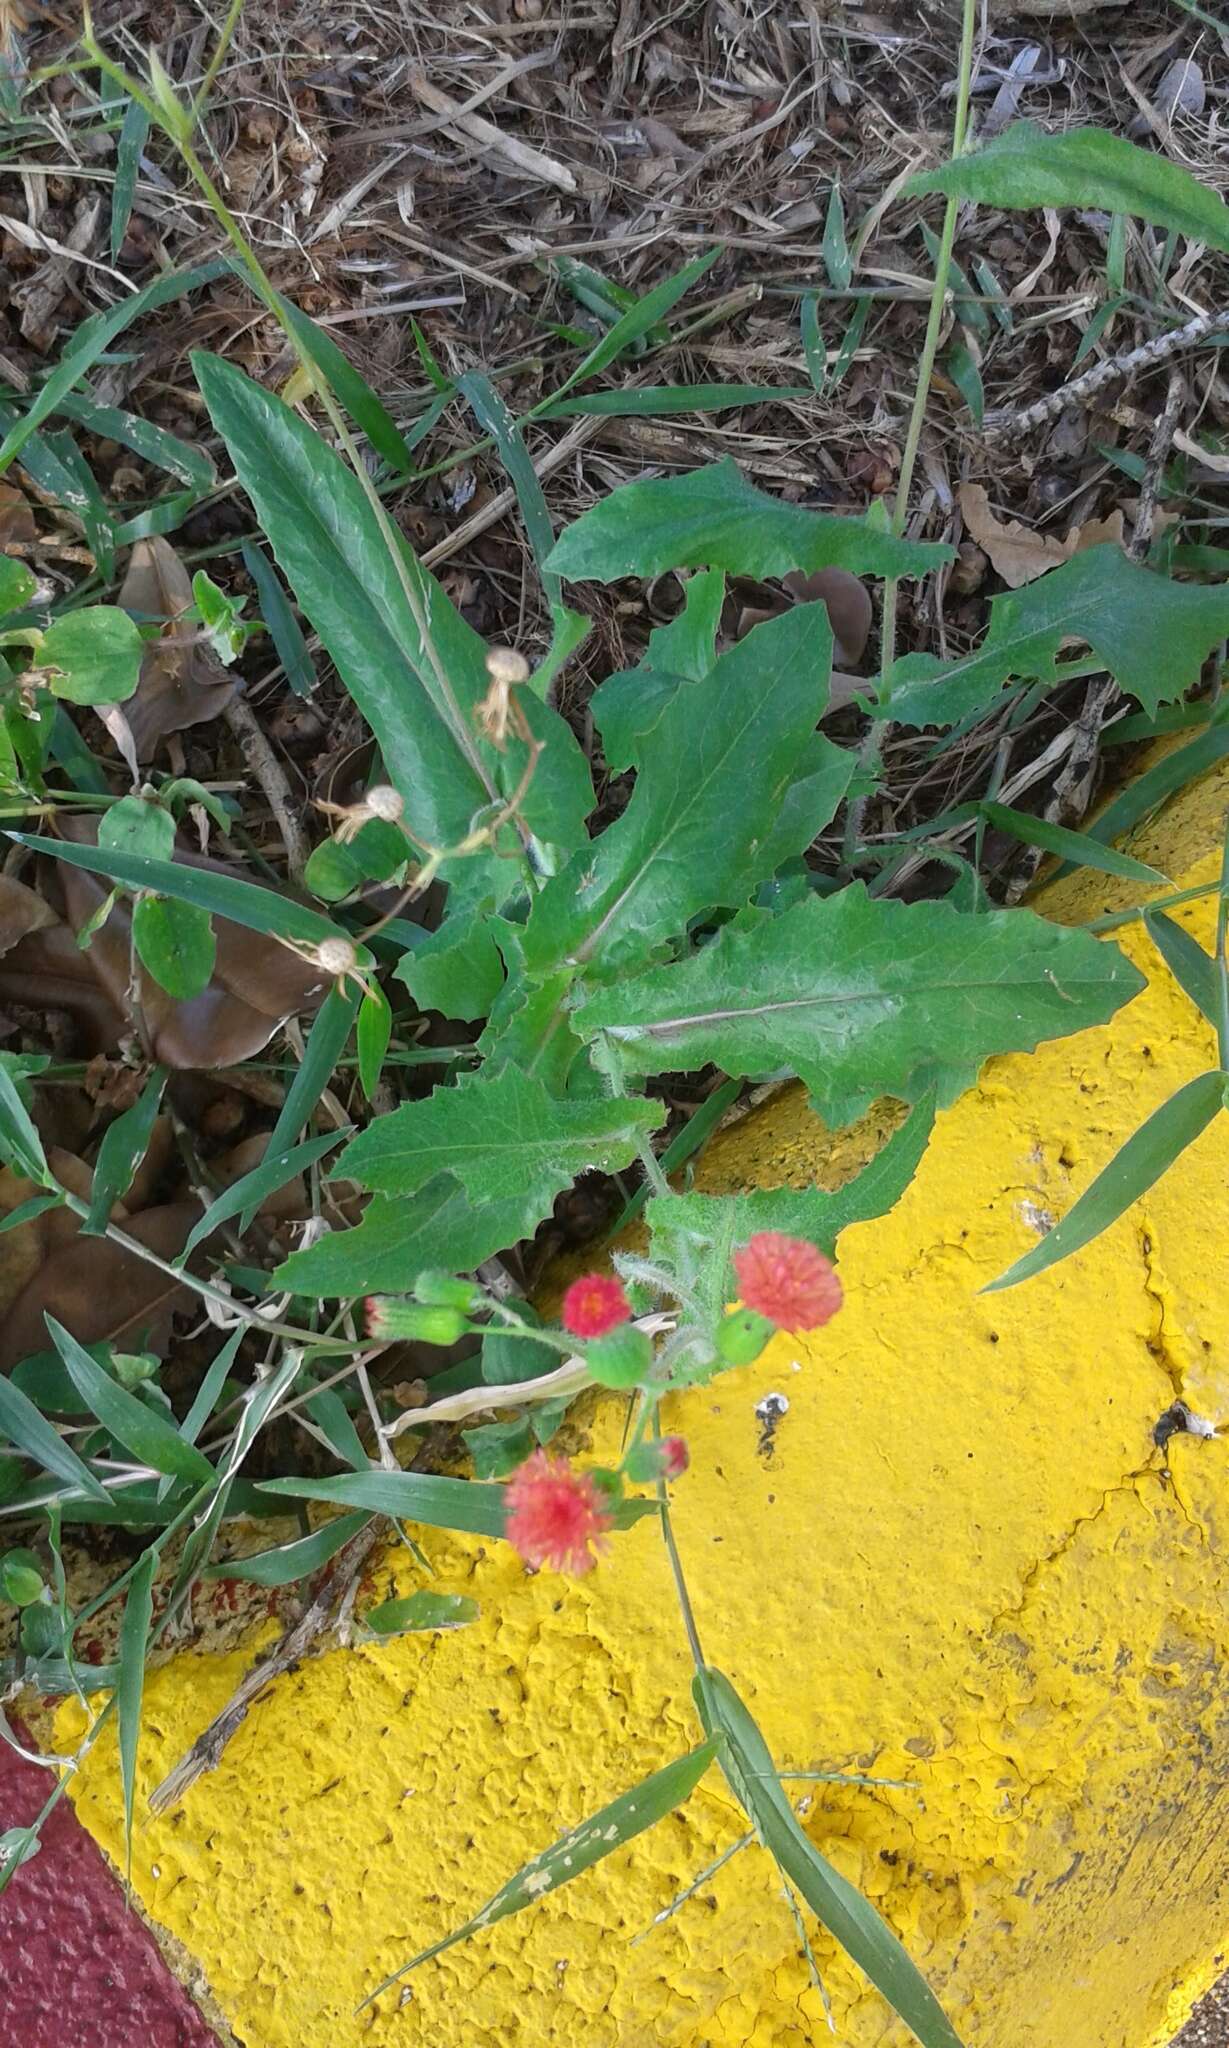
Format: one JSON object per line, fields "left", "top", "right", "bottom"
{"left": 561, "top": 1273, "right": 631, "bottom": 1340}
{"left": 477, "top": 645, "right": 531, "bottom": 748}
{"left": 504, "top": 1450, "right": 613, "bottom": 1575}
{"left": 732, "top": 1233, "right": 843, "bottom": 1334}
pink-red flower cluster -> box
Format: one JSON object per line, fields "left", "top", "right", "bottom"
{"left": 503, "top": 1450, "right": 614, "bottom": 1575}
{"left": 560, "top": 1272, "right": 630, "bottom": 1339}
{"left": 732, "top": 1233, "right": 843, "bottom": 1334}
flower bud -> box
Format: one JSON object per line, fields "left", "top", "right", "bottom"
{"left": 413, "top": 1269, "right": 482, "bottom": 1312}
{"left": 585, "top": 1324, "right": 653, "bottom": 1388}
{"left": 714, "top": 1307, "right": 776, "bottom": 1367}
{"left": 365, "top": 1298, "right": 468, "bottom": 1345}
{"left": 625, "top": 1436, "right": 689, "bottom": 1484}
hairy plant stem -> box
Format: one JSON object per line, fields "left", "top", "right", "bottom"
{"left": 841, "top": 0, "right": 979, "bottom": 868}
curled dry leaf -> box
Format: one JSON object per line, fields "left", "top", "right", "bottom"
{"left": 734, "top": 566, "right": 873, "bottom": 711}
{"left": 0, "top": 481, "right": 37, "bottom": 550}
{"left": 0, "top": 872, "right": 56, "bottom": 954}
{"left": 958, "top": 483, "right": 1125, "bottom": 590}
{"left": 118, "top": 536, "right": 236, "bottom": 760}
{"left": 0, "top": 1193, "right": 204, "bottom": 1376}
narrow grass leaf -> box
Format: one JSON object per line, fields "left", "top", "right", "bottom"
{"left": 11, "top": 833, "right": 352, "bottom": 949}
{"left": 978, "top": 802, "right": 1169, "bottom": 885}
{"left": 538, "top": 384, "right": 813, "bottom": 418}
{"left": 241, "top": 542, "right": 317, "bottom": 698}
{"left": 357, "top": 986, "right": 393, "bottom": 1101}
{"left": 0, "top": 1373, "right": 110, "bottom": 1502}
{"left": 460, "top": 371, "right": 559, "bottom": 605}
{"left": 0, "top": 1062, "right": 49, "bottom": 1182}
{"left": 1144, "top": 911, "right": 1219, "bottom": 1027}
{"left": 822, "top": 183, "right": 852, "bottom": 289}
{"left": 695, "top": 1668, "right": 962, "bottom": 2048}
{"left": 202, "top": 1511, "right": 369, "bottom": 1587}
{"left": 256, "top": 1469, "right": 510, "bottom": 1535}
{"left": 46, "top": 1318, "right": 216, "bottom": 1485}
{"left": 542, "top": 248, "right": 720, "bottom": 405}
{"left": 800, "top": 295, "right": 827, "bottom": 395}
{"left": 359, "top": 1740, "right": 717, "bottom": 2006}
{"left": 827, "top": 295, "right": 870, "bottom": 392}
{"left": 276, "top": 294, "right": 417, "bottom": 475}
{"left": 987, "top": 1070, "right": 1226, "bottom": 1291}
{"left": 83, "top": 1068, "right": 165, "bottom": 1235}
{"left": 0, "top": 260, "right": 230, "bottom": 476}
{"left": 110, "top": 97, "right": 151, "bottom": 262}
{"left": 116, "top": 1545, "right": 155, "bottom": 1884}
{"left": 179, "top": 1128, "right": 348, "bottom": 1263}
{"left": 242, "top": 985, "right": 360, "bottom": 1232}
{"left": 54, "top": 394, "right": 213, "bottom": 490}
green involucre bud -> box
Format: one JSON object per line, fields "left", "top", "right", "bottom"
{"left": 413, "top": 1269, "right": 482, "bottom": 1312}
{"left": 365, "top": 1297, "right": 468, "bottom": 1346}
{"left": 715, "top": 1307, "right": 776, "bottom": 1367}
{"left": 585, "top": 1324, "right": 653, "bottom": 1388}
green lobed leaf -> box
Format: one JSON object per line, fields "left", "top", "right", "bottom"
{"left": 275, "top": 1178, "right": 534, "bottom": 1297}
{"left": 0, "top": 1370, "right": 110, "bottom": 1502}
{"left": 887, "top": 547, "right": 1229, "bottom": 728}
{"left": 338, "top": 1065, "right": 665, "bottom": 1225}
{"left": 39, "top": 608, "right": 143, "bottom": 707}
{"left": 522, "top": 604, "right": 836, "bottom": 974}
{"left": 131, "top": 895, "right": 216, "bottom": 1000}
{"left": 590, "top": 569, "right": 724, "bottom": 772}
{"left": 117, "top": 1546, "right": 156, "bottom": 1885}
{"left": 576, "top": 886, "right": 1146, "bottom": 1127}
{"left": 907, "top": 121, "right": 1229, "bottom": 256}
{"left": 363, "top": 1590, "right": 479, "bottom": 1635}
{"left": 648, "top": 1092, "right": 935, "bottom": 1264}
{"left": 193, "top": 354, "right": 593, "bottom": 869}
{"left": 359, "top": 1739, "right": 718, "bottom": 2007}
{"left": 986, "top": 1069, "right": 1226, "bottom": 1292}
{"left": 548, "top": 458, "right": 950, "bottom": 584}
{"left": 203, "top": 1511, "right": 370, "bottom": 1587}
{"left": 304, "top": 818, "right": 408, "bottom": 903}
{"left": 695, "top": 1668, "right": 962, "bottom": 2048}
{"left": 83, "top": 1068, "right": 166, "bottom": 1235}
{"left": 46, "top": 1319, "right": 217, "bottom": 1486}
{"left": 395, "top": 910, "right": 505, "bottom": 1022}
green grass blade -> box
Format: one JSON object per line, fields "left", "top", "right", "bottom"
{"left": 10, "top": 833, "right": 354, "bottom": 949}
{"left": 83, "top": 1067, "right": 166, "bottom": 1235}
{"left": 0, "top": 259, "right": 230, "bottom": 477}
{"left": 358, "top": 1739, "right": 717, "bottom": 2009}
{"left": 46, "top": 1318, "right": 217, "bottom": 1485}
{"left": 1144, "top": 911, "right": 1219, "bottom": 1027}
{"left": 541, "top": 248, "right": 721, "bottom": 407}
{"left": 240, "top": 542, "right": 317, "bottom": 699}
{"left": 1049, "top": 723, "right": 1229, "bottom": 880}
{"left": 800, "top": 296, "right": 827, "bottom": 395}
{"left": 695, "top": 1668, "right": 962, "bottom": 2048}
{"left": 822, "top": 183, "right": 852, "bottom": 290}
{"left": 110, "top": 97, "right": 151, "bottom": 262}
{"left": 257, "top": 1469, "right": 511, "bottom": 1534}
{"left": 0, "top": 1061, "right": 49, "bottom": 1183}
{"left": 53, "top": 393, "right": 213, "bottom": 490}
{"left": 117, "top": 1545, "right": 156, "bottom": 1885}
{"left": 274, "top": 295, "right": 418, "bottom": 477}
{"left": 178, "top": 1127, "right": 348, "bottom": 1264}
{"left": 538, "top": 383, "right": 813, "bottom": 418}
{"left": 607, "top": 1076, "right": 742, "bottom": 1239}
{"left": 201, "top": 1511, "right": 369, "bottom": 1587}
{"left": 979, "top": 802, "right": 1169, "bottom": 886}
{"left": 239, "top": 984, "right": 360, "bottom": 1230}
{"left": 459, "top": 371, "right": 559, "bottom": 606}
{"left": 0, "top": 1372, "right": 110, "bottom": 1503}
{"left": 986, "top": 1069, "right": 1225, "bottom": 1292}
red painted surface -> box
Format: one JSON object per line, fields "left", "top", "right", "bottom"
{"left": 0, "top": 1725, "right": 218, "bottom": 2048}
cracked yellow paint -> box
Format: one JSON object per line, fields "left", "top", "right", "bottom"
{"left": 57, "top": 757, "right": 1229, "bottom": 2048}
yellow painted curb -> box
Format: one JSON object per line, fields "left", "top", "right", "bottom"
{"left": 57, "top": 757, "right": 1229, "bottom": 2048}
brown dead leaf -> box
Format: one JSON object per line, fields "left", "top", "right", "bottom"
{"left": 0, "top": 481, "right": 36, "bottom": 550}
{"left": 118, "top": 537, "right": 236, "bottom": 760}
{"left": 0, "top": 921, "right": 126, "bottom": 1053}
{"left": 0, "top": 1199, "right": 203, "bottom": 1375}
{"left": 958, "top": 484, "right": 1125, "bottom": 589}
{"left": 733, "top": 565, "right": 874, "bottom": 711}
{"left": 0, "top": 873, "right": 56, "bottom": 956}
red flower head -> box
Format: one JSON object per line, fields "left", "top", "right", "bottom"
{"left": 561, "top": 1272, "right": 630, "bottom": 1340}
{"left": 504, "top": 1450, "right": 613, "bottom": 1575}
{"left": 732, "top": 1233, "right": 843, "bottom": 1335}
{"left": 659, "top": 1435, "right": 690, "bottom": 1479}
